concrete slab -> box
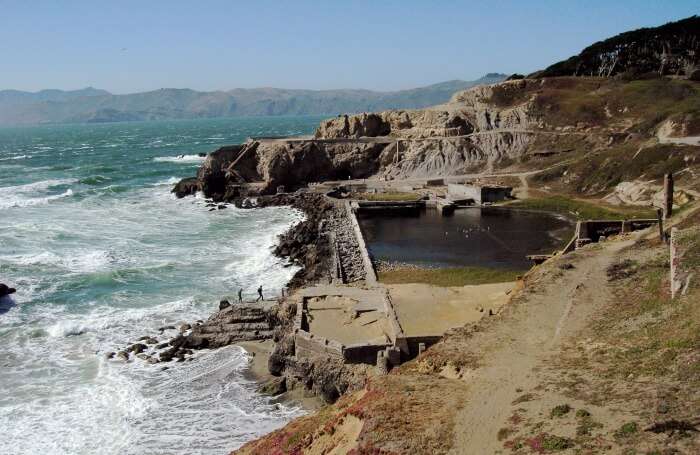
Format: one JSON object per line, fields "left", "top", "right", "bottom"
{"left": 388, "top": 282, "right": 514, "bottom": 338}
{"left": 306, "top": 295, "right": 390, "bottom": 346}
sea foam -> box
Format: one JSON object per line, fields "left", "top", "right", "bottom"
{"left": 153, "top": 154, "right": 206, "bottom": 163}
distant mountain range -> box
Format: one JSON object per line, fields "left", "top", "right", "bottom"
{"left": 0, "top": 74, "right": 507, "bottom": 125}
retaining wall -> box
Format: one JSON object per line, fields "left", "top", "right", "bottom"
{"left": 294, "top": 329, "right": 345, "bottom": 361}
{"left": 345, "top": 201, "right": 378, "bottom": 285}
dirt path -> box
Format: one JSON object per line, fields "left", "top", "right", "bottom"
{"left": 447, "top": 239, "right": 634, "bottom": 453}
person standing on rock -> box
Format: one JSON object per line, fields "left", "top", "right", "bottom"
{"left": 238, "top": 288, "right": 243, "bottom": 303}
{"left": 256, "top": 285, "right": 263, "bottom": 302}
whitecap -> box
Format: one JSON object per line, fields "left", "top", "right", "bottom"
{"left": 0, "top": 250, "right": 113, "bottom": 273}
{"left": 0, "top": 154, "right": 29, "bottom": 161}
{"left": 0, "top": 178, "right": 77, "bottom": 193}
{"left": 0, "top": 189, "right": 74, "bottom": 210}
{"left": 152, "top": 177, "right": 180, "bottom": 186}
{"left": 0, "top": 178, "right": 77, "bottom": 210}
{"left": 153, "top": 154, "right": 206, "bottom": 163}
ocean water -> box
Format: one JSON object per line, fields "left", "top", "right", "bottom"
{"left": 359, "top": 207, "right": 574, "bottom": 269}
{"left": 0, "top": 116, "right": 324, "bottom": 455}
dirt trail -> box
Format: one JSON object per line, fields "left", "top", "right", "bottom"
{"left": 447, "top": 239, "right": 634, "bottom": 454}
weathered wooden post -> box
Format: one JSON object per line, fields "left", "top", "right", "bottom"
{"left": 663, "top": 173, "right": 674, "bottom": 219}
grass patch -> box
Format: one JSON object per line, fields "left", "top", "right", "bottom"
{"left": 509, "top": 195, "right": 655, "bottom": 220}
{"left": 550, "top": 404, "right": 572, "bottom": 418}
{"left": 614, "top": 421, "right": 638, "bottom": 439}
{"left": 354, "top": 192, "right": 422, "bottom": 202}
{"left": 378, "top": 266, "right": 520, "bottom": 287}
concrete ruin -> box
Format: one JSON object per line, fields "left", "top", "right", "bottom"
{"left": 447, "top": 183, "right": 513, "bottom": 205}
{"left": 562, "top": 218, "right": 659, "bottom": 252}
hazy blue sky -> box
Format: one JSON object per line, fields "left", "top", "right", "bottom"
{"left": 1, "top": 1, "right": 697, "bottom": 93}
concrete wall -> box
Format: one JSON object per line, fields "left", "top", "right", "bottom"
{"left": 293, "top": 297, "right": 393, "bottom": 365}
{"left": 295, "top": 330, "right": 344, "bottom": 360}
{"left": 447, "top": 184, "right": 480, "bottom": 202}
{"left": 447, "top": 184, "right": 512, "bottom": 204}
{"left": 577, "top": 219, "right": 658, "bottom": 242}
{"left": 404, "top": 336, "right": 443, "bottom": 357}
{"left": 481, "top": 186, "right": 513, "bottom": 203}
{"left": 343, "top": 342, "right": 391, "bottom": 365}
{"left": 346, "top": 201, "right": 378, "bottom": 285}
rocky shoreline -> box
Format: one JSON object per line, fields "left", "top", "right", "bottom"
{"left": 111, "top": 186, "right": 371, "bottom": 405}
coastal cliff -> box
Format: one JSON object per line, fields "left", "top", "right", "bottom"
{"left": 175, "top": 73, "right": 699, "bottom": 201}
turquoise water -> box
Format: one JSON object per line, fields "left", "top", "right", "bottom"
{"left": 0, "top": 117, "right": 324, "bottom": 455}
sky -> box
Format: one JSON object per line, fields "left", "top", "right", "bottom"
{"left": 1, "top": 1, "right": 697, "bottom": 93}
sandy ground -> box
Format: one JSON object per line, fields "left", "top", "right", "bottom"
{"left": 306, "top": 295, "right": 390, "bottom": 345}
{"left": 445, "top": 239, "right": 639, "bottom": 453}
{"left": 388, "top": 282, "right": 514, "bottom": 337}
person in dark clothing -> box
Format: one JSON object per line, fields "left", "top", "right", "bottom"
{"left": 256, "top": 285, "right": 263, "bottom": 302}
{"left": 238, "top": 288, "right": 243, "bottom": 303}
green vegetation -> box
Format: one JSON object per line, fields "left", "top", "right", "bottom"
{"left": 378, "top": 266, "right": 520, "bottom": 287}
{"left": 528, "top": 77, "right": 700, "bottom": 129}
{"left": 614, "top": 422, "right": 638, "bottom": 439}
{"left": 549, "top": 404, "right": 571, "bottom": 418}
{"left": 540, "top": 434, "right": 573, "bottom": 451}
{"left": 508, "top": 195, "right": 655, "bottom": 220}
{"left": 575, "top": 409, "right": 591, "bottom": 418}
{"left": 353, "top": 192, "right": 422, "bottom": 202}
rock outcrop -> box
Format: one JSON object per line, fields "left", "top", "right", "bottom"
{"left": 0, "top": 283, "right": 16, "bottom": 297}
{"left": 180, "top": 302, "right": 279, "bottom": 349}
{"left": 174, "top": 81, "right": 544, "bottom": 198}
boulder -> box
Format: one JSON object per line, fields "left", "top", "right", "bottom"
{"left": 127, "top": 343, "right": 148, "bottom": 354}
{"left": 171, "top": 177, "right": 199, "bottom": 198}
{"left": 268, "top": 352, "right": 285, "bottom": 376}
{"left": 257, "top": 377, "right": 287, "bottom": 396}
{"left": 219, "top": 300, "right": 231, "bottom": 311}
{"left": 0, "top": 283, "right": 16, "bottom": 297}
{"left": 116, "top": 351, "right": 129, "bottom": 361}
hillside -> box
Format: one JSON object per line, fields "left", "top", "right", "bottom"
{"left": 180, "top": 16, "right": 700, "bottom": 455}
{"left": 0, "top": 74, "right": 506, "bottom": 125}
{"left": 535, "top": 16, "right": 699, "bottom": 78}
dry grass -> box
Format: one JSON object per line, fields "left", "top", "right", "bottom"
{"left": 235, "top": 374, "right": 469, "bottom": 455}
{"left": 378, "top": 265, "right": 521, "bottom": 287}
{"left": 508, "top": 195, "right": 656, "bottom": 220}
{"left": 538, "top": 239, "right": 700, "bottom": 452}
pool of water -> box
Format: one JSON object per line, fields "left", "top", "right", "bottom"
{"left": 358, "top": 207, "right": 574, "bottom": 270}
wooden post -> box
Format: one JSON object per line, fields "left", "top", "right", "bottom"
{"left": 657, "top": 208, "right": 665, "bottom": 242}
{"left": 663, "top": 173, "right": 674, "bottom": 219}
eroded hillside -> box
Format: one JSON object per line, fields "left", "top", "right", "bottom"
{"left": 182, "top": 76, "right": 700, "bottom": 202}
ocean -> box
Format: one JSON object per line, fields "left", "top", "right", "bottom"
{"left": 0, "top": 116, "right": 324, "bottom": 455}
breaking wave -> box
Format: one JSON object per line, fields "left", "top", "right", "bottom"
{"left": 153, "top": 154, "right": 206, "bottom": 163}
